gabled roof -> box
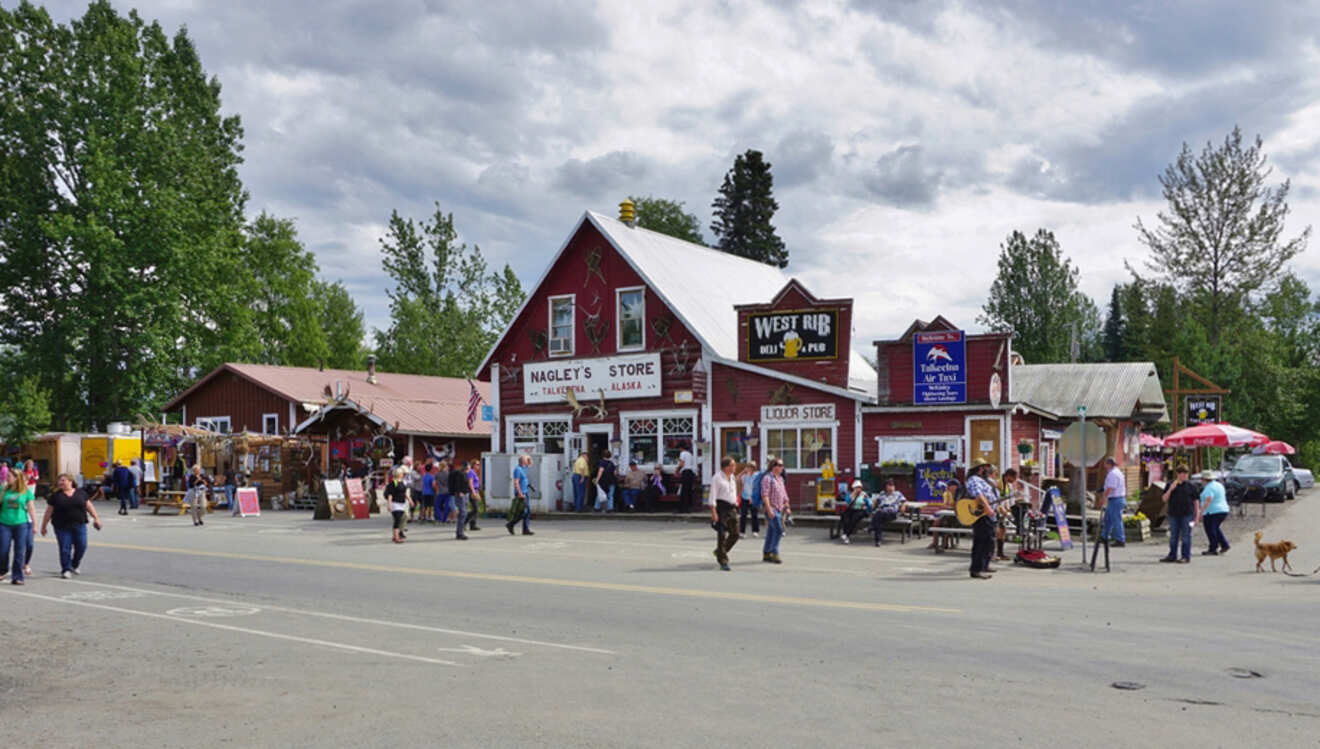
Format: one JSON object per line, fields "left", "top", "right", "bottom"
{"left": 164, "top": 363, "right": 491, "bottom": 437}
{"left": 478, "top": 211, "right": 877, "bottom": 397}
{"left": 1011, "top": 362, "right": 1168, "bottom": 422}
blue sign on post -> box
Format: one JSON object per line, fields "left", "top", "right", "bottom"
{"left": 913, "top": 330, "right": 966, "bottom": 404}
{"left": 480, "top": 405, "right": 494, "bottom": 422}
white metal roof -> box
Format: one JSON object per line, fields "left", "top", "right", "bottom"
{"left": 586, "top": 211, "right": 877, "bottom": 396}
{"left": 1010, "top": 362, "right": 1169, "bottom": 422}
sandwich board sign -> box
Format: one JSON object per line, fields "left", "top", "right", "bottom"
{"left": 235, "top": 487, "right": 261, "bottom": 517}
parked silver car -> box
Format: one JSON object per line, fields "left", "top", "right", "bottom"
{"left": 1293, "top": 467, "right": 1314, "bottom": 490}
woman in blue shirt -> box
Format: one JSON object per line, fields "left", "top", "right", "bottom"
{"left": 1198, "top": 470, "right": 1231, "bottom": 555}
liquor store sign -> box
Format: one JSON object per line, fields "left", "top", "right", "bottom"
{"left": 760, "top": 403, "right": 836, "bottom": 423}
{"left": 747, "top": 309, "right": 839, "bottom": 362}
{"left": 524, "top": 353, "right": 662, "bottom": 404}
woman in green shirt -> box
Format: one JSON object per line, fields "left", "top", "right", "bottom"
{"left": 0, "top": 471, "right": 37, "bottom": 584}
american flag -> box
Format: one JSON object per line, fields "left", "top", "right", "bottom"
{"left": 466, "top": 379, "right": 482, "bottom": 430}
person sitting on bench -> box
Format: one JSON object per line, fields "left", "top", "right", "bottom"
{"left": 869, "top": 479, "right": 910, "bottom": 546}
{"left": 926, "top": 479, "right": 961, "bottom": 551}
{"left": 839, "top": 480, "right": 871, "bottom": 545}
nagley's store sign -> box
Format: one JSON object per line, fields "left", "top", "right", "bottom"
{"left": 523, "top": 353, "right": 662, "bottom": 404}
{"left": 747, "top": 309, "right": 839, "bottom": 362}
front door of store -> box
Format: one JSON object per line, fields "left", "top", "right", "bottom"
{"left": 968, "top": 418, "right": 1001, "bottom": 469}
{"left": 718, "top": 427, "right": 748, "bottom": 464}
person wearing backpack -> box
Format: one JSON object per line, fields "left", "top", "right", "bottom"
{"left": 740, "top": 462, "right": 761, "bottom": 537}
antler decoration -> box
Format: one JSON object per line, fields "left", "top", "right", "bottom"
{"left": 584, "top": 316, "right": 609, "bottom": 354}
{"left": 725, "top": 374, "right": 739, "bottom": 404}
{"left": 583, "top": 248, "right": 607, "bottom": 286}
{"left": 650, "top": 314, "right": 673, "bottom": 342}
{"left": 768, "top": 383, "right": 797, "bottom": 405}
{"left": 529, "top": 328, "right": 548, "bottom": 357}
{"left": 500, "top": 361, "right": 522, "bottom": 385}
{"left": 667, "top": 339, "right": 693, "bottom": 376}
{"left": 565, "top": 388, "right": 587, "bottom": 418}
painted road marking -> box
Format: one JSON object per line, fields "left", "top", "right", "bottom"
{"left": 62, "top": 590, "right": 147, "bottom": 602}
{"left": 437, "top": 645, "right": 521, "bottom": 658}
{"left": 63, "top": 580, "right": 617, "bottom": 655}
{"left": 79, "top": 541, "right": 961, "bottom": 615}
{"left": 166, "top": 605, "right": 261, "bottom": 618}
{"left": 2, "top": 588, "right": 462, "bottom": 667}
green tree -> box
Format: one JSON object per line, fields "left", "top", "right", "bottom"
{"left": 1134, "top": 126, "right": 1310, "bottom": 341}
{"left": 977, "top": 229, "right": 1100, "bottom": 363}
{"left": 710, "top": 149, "right": 788, "bottom": 267}
{"left": 1102, "top": 287, "right": 1125, "bottom": 361}
{"left": 629, "top": 195, "right": 704, "bottom": 245}
{"left": 0, "top": 375, "right": 52, "bottom": 449}
{"left": 244, "top": 213, "right": 329, "bottom": 367}
{"left": 1118, "top": 282, "right": 1151, "bottom": 361}
{"left": 314, "top": 280, "right": 367, "bottom": 370}
{"left": 0, "top": 1, "right": 253, "bottom": 430}
{"left": 373, "top": 206, "right": 525, "bottom": 377}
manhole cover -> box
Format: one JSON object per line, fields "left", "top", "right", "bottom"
{"left": 1111, "top": 681, "right": 1146, "bottom": 690}
{"left": 1226, "top": 668, "right": 1263, "bottom": 679}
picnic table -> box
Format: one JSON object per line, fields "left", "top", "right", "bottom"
{"left": 145, "top": 489, "right": 217, "bottom": 515}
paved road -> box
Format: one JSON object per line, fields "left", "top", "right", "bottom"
{"left": 3, "top": 496, "right": 1319, "bottom": 747}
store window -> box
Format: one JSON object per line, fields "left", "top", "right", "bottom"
{"left": 196, "top": 416, "right": 231, "bottom": 433}
{"left": 262, "top": 413, "right": 279, "bottom": 435}
{"left": 509, "top": 418, "right": 571, "bottom": 454}
{"left": 623, "top": 412, "right": 697, "bottom": 468}
{"left": 617, "top": 287, "right": 645, "bottom": 351}
{"left": 766, "top": 426, "right": 834, "bottom": 471}
{"left": 549, "top": 295, "right": 574, "bottom": 356}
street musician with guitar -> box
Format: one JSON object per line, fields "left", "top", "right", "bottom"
{"left": 961, "top": 462, "right": 1000, "bottom": 580}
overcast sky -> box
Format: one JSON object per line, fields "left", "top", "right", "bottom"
{"left": 32, "top": 0, "right": 1320, "bottom": 349}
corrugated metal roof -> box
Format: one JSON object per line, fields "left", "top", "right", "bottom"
{"left": 168, "top": 363, "right": 491, "bottom": 437}
{"left": 585, "top": 212, "right": 878, "bottom": 396}
{"left": 1010, "top": 362, "right": 1168, "bottom": 421}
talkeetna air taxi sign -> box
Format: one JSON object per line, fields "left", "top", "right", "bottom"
{"left": 913, "top": 330, "right": 966, "bottom": 404}
{"left": 746, "top": 309, "right": 838, "bottom": 362}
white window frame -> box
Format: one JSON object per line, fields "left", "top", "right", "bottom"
{"left": 548, "top": 294, "right": 575, "bottom": 357}
{"left": 195, "top": 416, "right": 231, "bottom": 434}
{"left": 615, "top": 286, "right": 646, "bottom": 352}
{"left": 262, "top": 412, "right": 279, "bottom": 435}
{"left": 760, "top": 421, "right": 837, "bottom": 474}
{"left": 875, "top": 434, "right": 963, "bottom": 465}
{"left": 504, "top": 414, "right": 572, "bottom": 454}
{"left": 621, "top": 409, "right": 698, "bottom": 472}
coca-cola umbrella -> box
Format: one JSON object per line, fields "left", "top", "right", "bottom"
{"left": 1139, "top": 433, "right": 1165, "bottom": 448}
{"left": 1252, "top": 440, "right": 1296, "bottom": 455}
{"left": 1163, "top": 422, "right": 1270, "bottom": 448}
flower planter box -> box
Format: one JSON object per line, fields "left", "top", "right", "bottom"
{"left": 1122, "top": 517, "right": 1151, "bottom": 542}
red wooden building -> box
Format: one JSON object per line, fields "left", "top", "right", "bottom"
{"left": 476, "top": 207, "right": 876, "bottom": 509}
{"left": 162, "top": 362, "right": 491, "bottom": 471}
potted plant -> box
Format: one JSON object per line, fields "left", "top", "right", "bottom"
{"left": 1123, "top": 511, "right": 1151, "bottom": 542}
{"left": 1017, "top": 439, "right": 1033, "bottom": 457}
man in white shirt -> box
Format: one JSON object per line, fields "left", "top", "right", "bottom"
{"left": 707, "top": 456, "right": 740, "bottom": 571}
{"left": 1099, "top": 457, "right": 1127, "bottom": 547}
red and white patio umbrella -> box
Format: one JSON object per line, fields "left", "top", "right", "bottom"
{"left": 1252, "top": 440, "right": 1296, "bottom": 455}
{"left": 1163, "top": 422, "right": 1270, "bottom": 448}
{"left": 1139, "top": 433, "right": 1165, "bottom": 448}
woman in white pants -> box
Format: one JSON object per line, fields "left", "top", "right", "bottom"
{"left": 187, "top": 465, "right": 209, "bottom": 526}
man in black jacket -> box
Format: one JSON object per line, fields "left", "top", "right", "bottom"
{"left": 450, "top": 462, "right": 471, "bottom": 540}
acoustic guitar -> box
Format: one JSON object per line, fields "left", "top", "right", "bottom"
{"left": 955, "top": 496, "right": 1011, "bottom": 526}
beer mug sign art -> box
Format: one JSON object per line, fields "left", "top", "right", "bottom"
{"left": 782, "top": 331, "right": 802, "bottom": 358}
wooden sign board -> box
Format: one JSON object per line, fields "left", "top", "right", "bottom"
{"left": 345, "top": 478, "right": 369, "bottom": 520}
{"left": 235, "top": 487, "right": 261, "bottom": 517}
{"left": 316, "top": 479, "right": 350, "bottom": 520}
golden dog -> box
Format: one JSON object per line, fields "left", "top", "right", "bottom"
{"left": 1254, "top": 531, "right": 1297, "bottom": 573}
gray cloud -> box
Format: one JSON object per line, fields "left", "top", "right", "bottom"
{"left": 862, "top": 145, "right": 942, "bottom": 208}
{"left": 772, "top": 130, "right": 834, "bottom": 188}
{"left": 553, "top": 151, "right": 650, "bottom": 198}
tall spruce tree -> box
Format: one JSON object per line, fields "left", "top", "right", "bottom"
{"left": 710, "top": 150, "right": 788, "bottom": 267}
{"left": 1102, "top": 287, "right": 1125, "bottom": 361}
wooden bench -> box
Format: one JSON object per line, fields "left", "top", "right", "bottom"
{"left": 827, "top": 513, "right": 916, "bottom": 544}
{"left": 928, "top": 527, "right": 973, "bottom": 551}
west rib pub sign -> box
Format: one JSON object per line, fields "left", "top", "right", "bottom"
{"left": 747, "top": 309, "right": 839, "bottom": 362}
